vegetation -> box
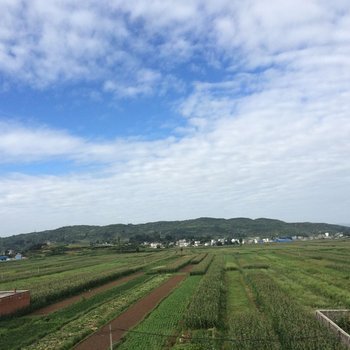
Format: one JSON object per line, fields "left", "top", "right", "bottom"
{"left": 24, "top": 275, "right": 169, "bottom": 350}
{"left": 190, "top": 254, "right": 213, "bottom": 275}
{"left": 337, "top": 314, "right": 350, "bottom": 333}
{"left": 184, "top": 256, "right": 224, "bottom": 328}
{"left": 247, "top": 271, "right": 343, "bottom": 349}
{"left": 223, "top": 269, "right": 280, "bottom": 349}
{"left": 1, "top": 239, "right": 349, "bottom": 349}
{"left": 148, "top": 255, "right": 194, "bottom": 274}
{"left": 1, "top": 217, "right": 349, "bottom": 251}
{"left": 116, "top": 276, "right": 202, "bottom": 349}
{"left": 0, "top": 274, "right": 152, "bottom": 349}
{"left": 0, "top": 249, "right": 174, "bottom": 310}
{"left": 191, "top": 253, "right": 207, "bottom": 264}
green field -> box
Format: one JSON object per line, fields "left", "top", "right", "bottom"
{"left": 0, "top": 240, "right": 349, "bottom": 349}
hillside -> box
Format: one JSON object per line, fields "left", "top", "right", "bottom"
{"left": 0, "top": 217, "right": 349, "bottom": 252}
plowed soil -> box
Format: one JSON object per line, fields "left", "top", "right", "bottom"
{"left": 31, "top": 271, "right": 144, "bottom": 316}
{"left": 74, "top": 266, "right": 193, "bottom": 350}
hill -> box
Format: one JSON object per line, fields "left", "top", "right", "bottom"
{"left": 0, "top": 217, "right": 349, "bottom": 252}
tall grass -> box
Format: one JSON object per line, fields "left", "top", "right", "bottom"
{"left": 247, "top": 271, "right": 345, "bottom": 350}
{"left": 184, "top": 256, "right": 224, "bottom": 328}
{"left": 190, "top": 254, "right": 213, "bottom": 275}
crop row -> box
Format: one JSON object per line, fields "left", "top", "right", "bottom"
{"left": 0, "top": 252, "right": 174, "bottom": 311}
{"left": 29, "top": 265, "right": 143, "bottom": 309}
{"left": 226, "top": 311, "right": 280, "bottom": 350}
{"left": 149, "top": 255, "right": 194, "bottom": 274}
{"left": 266, "top": 255, "right": 350, "bottom": 308}
{"left": 225, "top": 262, "right": 239, "bottom": 271}
{"left": 0, "top": 274, "right": 152, "bottom": 350}
{"left": 190, "top": 254, "right": 213, "bottom": 275}
{"left": 266, "top": 251, "right": 350, "bottom": 292}
{"left": 246, "top": 271, "right": 344, "bottom": 350}
{"left": 225, "top": 270, "right": 280, "bottom": 349}
{"left": 116, "top": 275, "right": 202, "bottom": 349}
{"left": 0, "top": 253, "right": 132, "bottom": 283}
{"left": 191, "top": 253, "right": 207, "bottom": 264}
{"left": 184, "top": 256, "right": 224, "bottom": 328}
{"left": 22, "top": 274, "right": 170, "bottom": 350}
{"left": 241, "top": 263, "right": 269, "bottom": 270}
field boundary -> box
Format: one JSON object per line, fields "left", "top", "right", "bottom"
{"left": 316, "top": 310, "right": 350, "bottom": 348}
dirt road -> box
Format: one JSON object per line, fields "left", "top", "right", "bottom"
{"left": 74, "top": 267, "right": 192, "bottom": 350}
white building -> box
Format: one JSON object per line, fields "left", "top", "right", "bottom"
{"left": 177, "top": 239, "right": 190, "bottom": 247}
{"left": 150, "top": 242, "right": 163, "bottom": 249}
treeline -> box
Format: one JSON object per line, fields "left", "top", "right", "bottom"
{"left": 1, "top": 217, "right": 349, "bottom": 252}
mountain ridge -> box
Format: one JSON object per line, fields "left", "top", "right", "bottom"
{"left": 1, "top": 217, "right": 349, "bottom": 252}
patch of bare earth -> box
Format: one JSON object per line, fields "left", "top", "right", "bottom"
{"left": 74, "top": 265, "right": 193, "bottom": 350}
{"left": 31, "top": 272, "right": 144, "bottom": 316}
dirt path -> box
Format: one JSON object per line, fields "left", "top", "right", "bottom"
{"left": 74, "top": 266, "right": 193, "bottom": 350}
{"left": 31, "top": 271, "right": 144, "bottom": 316}
{"left": 180, "top": 263, "right": 194, "bottom": 273}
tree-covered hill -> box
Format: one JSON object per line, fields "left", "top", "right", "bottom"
{"left": 1, "top": 217, "right": 349, "bottom": 252}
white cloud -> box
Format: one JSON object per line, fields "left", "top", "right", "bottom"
{"left": 1, "top": 59, "right": 350, "bottom": 234}
{"left": 0, "top": 122, "right": 83, "bottom": 162}
{"left": 103, "top": 68, "right": 162, "bottom": 97}
{"left": 1, "top": 1, "right": 350, "bottom": 91}
{"left": 0, "top": 121, "right": 177, "bottom": 165}
{"left": 1, "top": 1, "right": 350, "bottom": 234}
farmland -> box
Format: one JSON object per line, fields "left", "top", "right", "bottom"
{"left": 0, "top": 240, "right": 350, "bottom": 349}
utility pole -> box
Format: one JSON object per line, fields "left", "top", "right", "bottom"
{"left": 109, "top": 324, "right": 113, "bottom": 350}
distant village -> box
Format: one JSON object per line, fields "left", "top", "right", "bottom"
{"left": 0, "top": 231, "right": 346, "bottom": 261}
{"left": 142, "top": 231, "right": 345, "bottom": 249}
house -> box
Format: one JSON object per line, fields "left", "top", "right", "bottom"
{"left": 177, "top": 239, "right": 189, "bottom": 247}
{"left": 217, "top": 238, "right": 225, "bottom": 245}
{"left": 274, "top": 238, "right": 293, "bottom": 243}
{"left": 150, "top": 242, "right": 163, "bottom": 249}
{"left": 15, "top": 253, "right": 22, "bottom": 260}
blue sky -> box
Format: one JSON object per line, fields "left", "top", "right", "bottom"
{"left": 1, "top": 1, "right": 350, "bottom": 236}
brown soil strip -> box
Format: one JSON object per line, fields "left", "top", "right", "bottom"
{"left": 31, "top": 271, "right": 144, "bottom": 316}
{"left": 180, "top": 264, "right": 194, "bottom": 273}
{"left": 74, "top": 266, "right": 193, "bottom": 350}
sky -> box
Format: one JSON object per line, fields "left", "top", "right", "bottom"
{"left": 1, "top": 0, "right": 350, "bottom": 236}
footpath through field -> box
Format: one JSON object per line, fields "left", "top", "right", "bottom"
{"left": 31, "top": 271, "right": 144, "bottom": 315}
{"left": 74, "top": 265, "right": 193, "bottom": 350}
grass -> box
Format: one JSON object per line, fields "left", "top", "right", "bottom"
{"left": 148, "top": 255, "right": 194, "bottom": 274}
{"left": 247, "top": 271, "right": 345, "bottom": 349}
{"left": 184, "top": 255, "right": 224, "bottom": 329}
{"left": 116, "top": 275, "right": 202, "bottom": 349}
{"left": 22, "top": 274, "right": 170, "bottom": 350}
{"left": 337, "top": 314, "right": 350, "bottom": 333}
{"left": 0, "top": 249, "right": 175, "bottom": 310}
{"left": 190, "top": 254, "right": 213, "bottom": 275}
{"left": 226, "top": 271, "right": 252, "bottom": 313}
{"left": 224, "top": 270, "right": 280, "bottom": 350}
{"left": 1, "top": 240, "right": 350, "bottom": 349}
{"left": 0, "top": 274, "right": 152, "bottom": 349}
